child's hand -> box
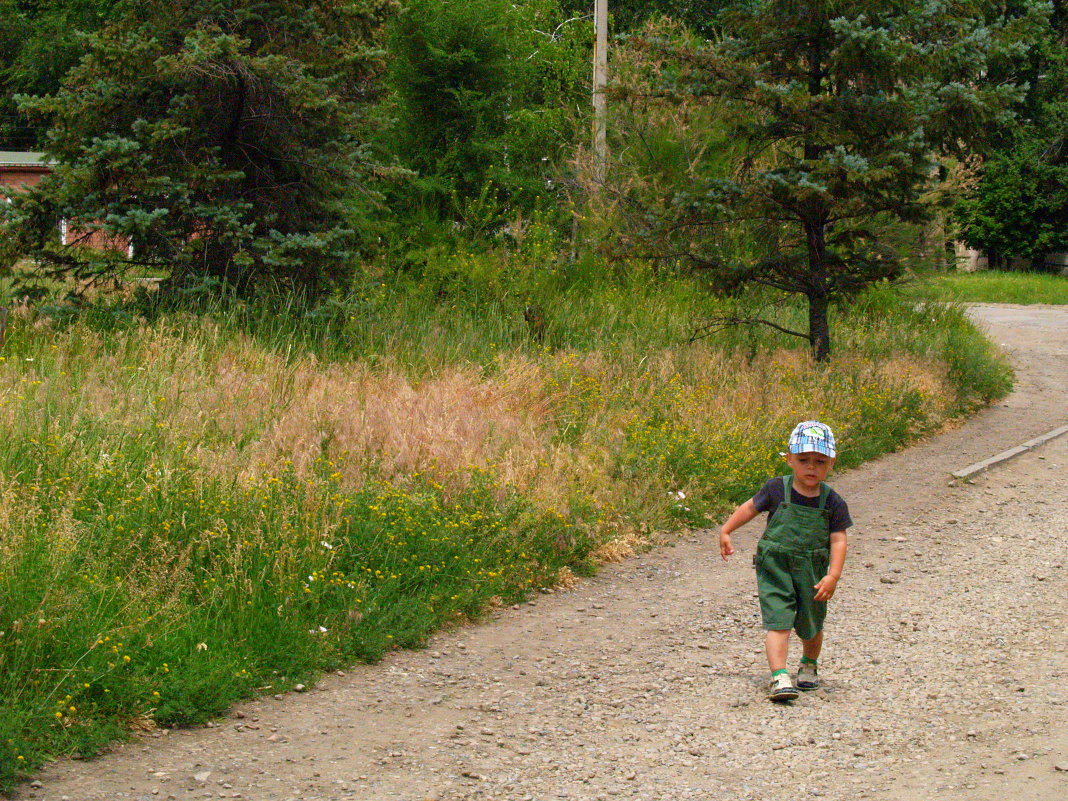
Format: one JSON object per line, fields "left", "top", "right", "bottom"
{"left": 719, "top": 531, "right": 734, "bottom": 561}
{"left": 813, "top": 574, "right": 839, "bottom": 601}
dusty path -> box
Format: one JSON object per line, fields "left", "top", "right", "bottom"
{"left": 10, "top": 304, "right": 1068, "bottom": 801}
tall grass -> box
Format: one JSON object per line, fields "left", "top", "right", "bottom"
{"left": 907, "top": 269, "right": 1068, "bottom": 305}
{"left": 0, "top": 247, "right": 1011, "bottom": 787}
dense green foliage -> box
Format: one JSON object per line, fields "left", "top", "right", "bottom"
{"left": 0, "top": 0, "right": 396, "bottom": 296}
{"left": 0, "top": 0, "right": 594, "bottom": 289}
{"left": 381, "top": 0, "right": 586, "bottom": 241}
{"left": 608, "top": 1, "right": 1050, "bottom": 359}
{"left": 955, "top": 8, "right": 1068, "bottom": 268}
{"left": 559, "top": 0, "right": 727, "bottom": 35}
{"left": 955, "top": 131, "right": 1068, "bottom": 268}
{"left": 3, "top": 0, "right": 1066, "bottom": 304}
{"left": 0, "top": 0, "right": 119, "bottom": 148}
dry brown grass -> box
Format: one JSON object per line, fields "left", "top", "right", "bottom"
{"left": 591, "top": 531, "right": 642, "bottom": 563}
{"left": 15, "top": 315, "right": 967, "bottom": 574}
{"left": 553, "top": 566, "right": 579, "bottom": 590}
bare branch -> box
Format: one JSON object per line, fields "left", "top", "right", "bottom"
{"left": 689, "top": 315, "right": 808, "bottom": 344}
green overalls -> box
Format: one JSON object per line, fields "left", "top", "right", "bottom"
{"left": 754, "top": 476, "right": 832, "bottom": 640}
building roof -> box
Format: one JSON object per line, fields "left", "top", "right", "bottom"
{"left": 0, "top": 151, "right": 52, "bottom": 168}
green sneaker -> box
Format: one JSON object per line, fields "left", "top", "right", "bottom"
{"left": 768, "top": 673, "right": 798, "bottom": 702}
{"left": 796, "top": 662, "right": 820, "bottom": 690}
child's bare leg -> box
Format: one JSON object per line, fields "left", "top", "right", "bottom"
{"left": 765, "top": 630, "right": 790, "bottom": 672}
{"left": 801, "top": 631, "right": 823, "bottom": 661}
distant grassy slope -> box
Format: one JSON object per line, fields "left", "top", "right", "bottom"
{"left": 909, "top": 270, "right": 1068, "bottom": 305}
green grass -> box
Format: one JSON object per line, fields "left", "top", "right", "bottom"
{"left": 0, "top": 247, "right": 1013, "bottom": 788}
{"left": 0, "top": 413, "right": 588, "bottom": 774}
{"left": 908, "top": 270, "right": 1068, "bottom": 305}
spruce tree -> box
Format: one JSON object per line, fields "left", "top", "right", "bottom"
{"left": 0, "top": 0, "right": 121, "bottom": 148}
{"left": 1, "top": 0, "right": 396, "bottom": 298}
{"left": 617, "top": 0, "right": 1049, "bottom": 360}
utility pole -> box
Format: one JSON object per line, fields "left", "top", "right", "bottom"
{"left": 592, "top": 0, "right": 608, "bottom": 184}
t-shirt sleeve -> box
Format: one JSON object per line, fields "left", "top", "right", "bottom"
{"left": 828, "top": 491, "right": 853, "bottom": 532}
{"left": 751, "top": 478, "right": 779, "bottom": 513}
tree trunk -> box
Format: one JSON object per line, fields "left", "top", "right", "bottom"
{"left": 808, "top": 292, "right": 831, "bottom": 362}
{"left": 803, "top": 214, "right": 831, "bottom": 362}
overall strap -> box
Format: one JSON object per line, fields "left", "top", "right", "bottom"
{"left": 783, "top": 475, "right": 829, "bottom": 509}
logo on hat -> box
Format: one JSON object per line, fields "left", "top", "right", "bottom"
{"left": 788, "top": 420, "right": 836, "bottom": 458}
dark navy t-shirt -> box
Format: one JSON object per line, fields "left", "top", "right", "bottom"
{"left": 751, "top": 477, "right": 853, "bottom": 533}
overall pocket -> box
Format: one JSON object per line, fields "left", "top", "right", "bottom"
{"left": 753, "top": 541, "right": 766, "bottom": 569}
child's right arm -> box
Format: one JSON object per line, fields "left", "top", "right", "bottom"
{"left": 719, "top": 499, "right": 759, "bottom": 561}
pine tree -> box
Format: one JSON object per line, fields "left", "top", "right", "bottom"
{"left": 616, "top": 0, "right": 1049, "bottom": 360}
{"left": 1, "top": 0, "right": 396, "bottom": 298}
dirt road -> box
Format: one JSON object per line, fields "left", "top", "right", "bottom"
{"left": 10, "top": 304, "right": 1068, "bottom": 801}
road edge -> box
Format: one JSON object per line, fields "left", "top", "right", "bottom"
{"left": 951, "top": 423, "right": 1068, "bottom": 480}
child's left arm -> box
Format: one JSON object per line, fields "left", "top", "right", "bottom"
{"left": 813, "top": 529, "right": 847, "bottom": 601}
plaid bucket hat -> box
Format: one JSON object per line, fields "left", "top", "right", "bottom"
{"left": 788, "top": 421, "right": 836, "bottom": 458}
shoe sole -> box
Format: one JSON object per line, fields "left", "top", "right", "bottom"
{"left": 796, "top": 682, "right": 820, "bottom": 691}
{"left": 769, "top": 688, "right": 799, "bottom": 702}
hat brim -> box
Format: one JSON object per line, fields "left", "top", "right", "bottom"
{"left": 788, "top": 444, "right": 836, "bottom": 458}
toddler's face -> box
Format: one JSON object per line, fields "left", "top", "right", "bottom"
{"left": 786, "top": 451, "right": 835, "bottom": 493}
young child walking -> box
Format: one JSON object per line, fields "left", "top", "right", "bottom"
{"left": 719, "top": 421, "right": 852, "bottom": 701}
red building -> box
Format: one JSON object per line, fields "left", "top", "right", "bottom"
{"left": 0, "top": 150, "right": 51, "bottom": 198}
{"left": 0, "top": 150, "right": 130, "bottom": 254}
